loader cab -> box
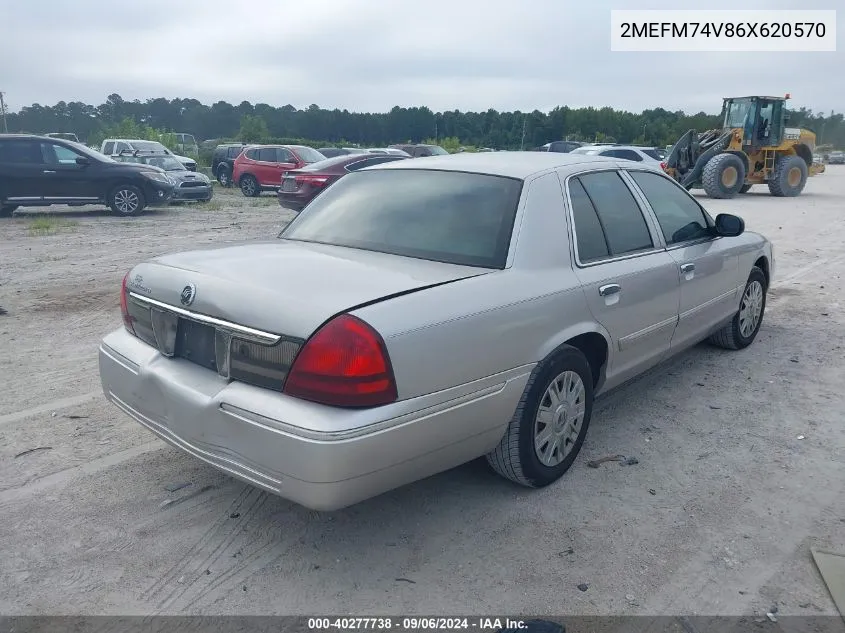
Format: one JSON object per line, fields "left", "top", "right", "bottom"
{"left": 723, "top": 96, "right": 786, "bottom": 149}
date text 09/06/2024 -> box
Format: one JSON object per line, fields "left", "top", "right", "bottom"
{"left": 307, "top": 618, "right": 529, "bottom": 631}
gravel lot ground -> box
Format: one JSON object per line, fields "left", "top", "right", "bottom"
{"left": 1, "top": 173, "right": 844, "bottom": 617}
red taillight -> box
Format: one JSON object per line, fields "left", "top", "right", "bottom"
{"left": 120, "top": 271, "right": 135, "bottom": 334}
{"left": 295, "top": 174, "right": 329, "bottom": 187}
{"left": 660, "top": 162, "right": 666, "bottom": 170}
{"left": 283, "top": 314, "right": 397, "bottom": 408}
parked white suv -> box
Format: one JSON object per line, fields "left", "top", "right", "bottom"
{"left": 100, "top": 139, "right": 197, "bottom": 171}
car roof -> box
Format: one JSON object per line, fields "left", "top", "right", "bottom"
{"left": 104, "top": 139, "right": 163, "bottom": 144}
{"left": 371, "top": 151, "right": 620, "bottom": 179}
{"left": 581, "top": 144, "right": 655, "bottom": 151}
{"left": 0, "top": 134, "right": 57, "bottom": 141}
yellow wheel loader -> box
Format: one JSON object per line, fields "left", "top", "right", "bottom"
{"left": 662, "top": 95, "right": 825, "bottom": 199}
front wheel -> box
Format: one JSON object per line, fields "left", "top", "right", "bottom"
{"left": 702, "top": 153, "right": 747, "bottom": 199}
{"left": 709, "top": 266, "right": 767, "bottom": 350}
{"left": 239, "top": 174, "right": 260, "bottom": 197}
{"left": 108, "top": 185, "right": 146, "bottom": 217}
{"left": 487, "top": 345, "right": 594, "bottom": 487}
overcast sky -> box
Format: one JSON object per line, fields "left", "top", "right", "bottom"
{"left": 1, "top": 0, "right": 841, "bottom": 115}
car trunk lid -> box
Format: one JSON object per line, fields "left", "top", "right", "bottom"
{"left": 125, "top": 239, "right": 490, "bottom": 340}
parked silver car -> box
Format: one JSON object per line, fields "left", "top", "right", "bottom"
{"left": 99, "top": 152, "right": 773, "bottom": 511}
{"left": 571, "top": 145, "right": 663, "bottom": 164}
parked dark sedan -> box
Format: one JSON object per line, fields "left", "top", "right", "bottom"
{"left": 278, "top": 153, "right": 408, "bottom": 211}
{"left": 316, "top": 147, "right": 369, "bottom": 158}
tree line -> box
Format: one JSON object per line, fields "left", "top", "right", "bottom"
{"left": 6, "top": 93, "right": 844, "bottom": 151}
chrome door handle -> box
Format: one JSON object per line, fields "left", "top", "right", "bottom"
{"left": 42, "top": 170, "right": 57, "bottom": 174}
{"left": 599, "top": 284, "right": 621, "bottom": 297}
{"left": 680, "top": 263, "right": 695, "bottom": 273}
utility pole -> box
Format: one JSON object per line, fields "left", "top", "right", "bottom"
{"left": 520, "top": 114, "right": 527, "bottom": 150}
{"left": 0, "top": 92, "right": 8, "bottom": 133}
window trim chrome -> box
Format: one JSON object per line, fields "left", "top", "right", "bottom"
{"left": 127, "top": 292, "right": 281, "bottom": 345}
{"left": 559, "top": 167, "right": 667, "bottom": 269}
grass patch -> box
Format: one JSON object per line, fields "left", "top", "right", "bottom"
{"left": 28, "top": 217, "right": 79, "bottom": 236}
{"left": 198, "top": 199, "right": 224, "bottom": 211}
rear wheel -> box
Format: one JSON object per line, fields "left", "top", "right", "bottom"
{"left": 768, "top": 155, "right": 808, "bottom": 197}
{"left": 702, "top": 153, "right": 746, "bottom": 199}
{"left": 239, "top": 174, "right": 259, "bottom": 197}
{"left": 0, "top": 204, "right": 18, "bottom": 217}
{"left": 486, "top": 345, "right": 594, "bottom": 488}
{"left": 108, "top": 185, "right": 145, "bottom": 217}
{"left": 217, "top": 163, "right": 231, "bottom": 187}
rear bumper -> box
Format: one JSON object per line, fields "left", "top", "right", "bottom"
{"left": 277, "top": 191, "right": 308, "bottom": 211}
{"left": 98, "top": 328, "right": 527, "bottom": 510}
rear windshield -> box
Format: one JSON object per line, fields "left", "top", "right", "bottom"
{"left": 291, "top": 146, "right": 327, "bottom": 163}
{"left": 425, "top": 145, "right": 449, "bottom": 155}
{"left": 280, "top": 169, "right": 523, "bottom": 268}
{"left": 299, "top": 155, "right": 358, "bottom": 170}
{"left": 641, "top": 149, "right": 662, "bottom": 160}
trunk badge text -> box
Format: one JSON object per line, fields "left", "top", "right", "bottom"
{"left": 180, "top": 283, "right": 197, "bottom": 306}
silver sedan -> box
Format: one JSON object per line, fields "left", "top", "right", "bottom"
{"left": 99, "top": 152, "right": 773, "bottom": 510}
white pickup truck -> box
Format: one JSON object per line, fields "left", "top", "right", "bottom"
{"left": 100, "top": 139, "right": 197, "bottom": 171}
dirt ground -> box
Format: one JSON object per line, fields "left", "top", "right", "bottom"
{"left": 1, "top": 175, "right": 844, "bottom": 617}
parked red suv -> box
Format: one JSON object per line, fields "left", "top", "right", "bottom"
{"left": 232, "top": 145, "right": 326, "bottom": 197}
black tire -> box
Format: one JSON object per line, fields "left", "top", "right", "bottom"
{"left": 768, "top": 155, "right": 808, "bottom": 197}
{"left": 487, "top": 345, "right": 594, "bottom": 487}
{"left": 709, "top": 266, "right": 767, "bottom": 350}
{"left": 217, "top": 163, "right": 231, "bottom": 187}
{"left": 702, "top": 153, "right": 747, "bottom": 199}
{"left": 0, "top": 204, "right": 18, "bottom": 217}
{"left": 239, "top": 174, "right": 260, "bottom": 197}
{"left": 739, "top": 184, "right": 753, "bottom": 194}
{"left": 108, "top": 184, "right": 146, "bottom": 217}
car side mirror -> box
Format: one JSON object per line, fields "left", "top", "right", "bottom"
{"left": 75, "top": 156, "right": 91, "bottom": 166}
{"left": 714, "top": 213, "right": 745, "bottom": 237}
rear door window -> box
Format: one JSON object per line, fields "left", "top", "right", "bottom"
{"left": 0, "top": 140, "right": 43, "bottom": 164}
{"left": 258, "top": 148, "right": 277, "bottom": 162}
{"left": 102, "top": 141, "right": 115, "bottom": 155}
{"left": 577, "top": 171, "right": 653, "bottom": 256}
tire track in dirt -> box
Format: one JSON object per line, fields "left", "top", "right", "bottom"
{"left": 154, "top": 488, "right": 270, "bottom": 612}
{"left": 142, "top": 484, "right": 255, "bottom": 602}
{"left": 142, "top": 485, "right": 272, "bottom": 613}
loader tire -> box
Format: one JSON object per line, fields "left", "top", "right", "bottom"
{"left": 702, "top": 153, "right": 746, "bottom": 199}
{"left": 768, "top": 155, "right": 808, "bottom": 197}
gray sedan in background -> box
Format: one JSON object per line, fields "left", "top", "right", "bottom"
{"left": 99, "top": 152, "right": 773, "bottom": 511}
